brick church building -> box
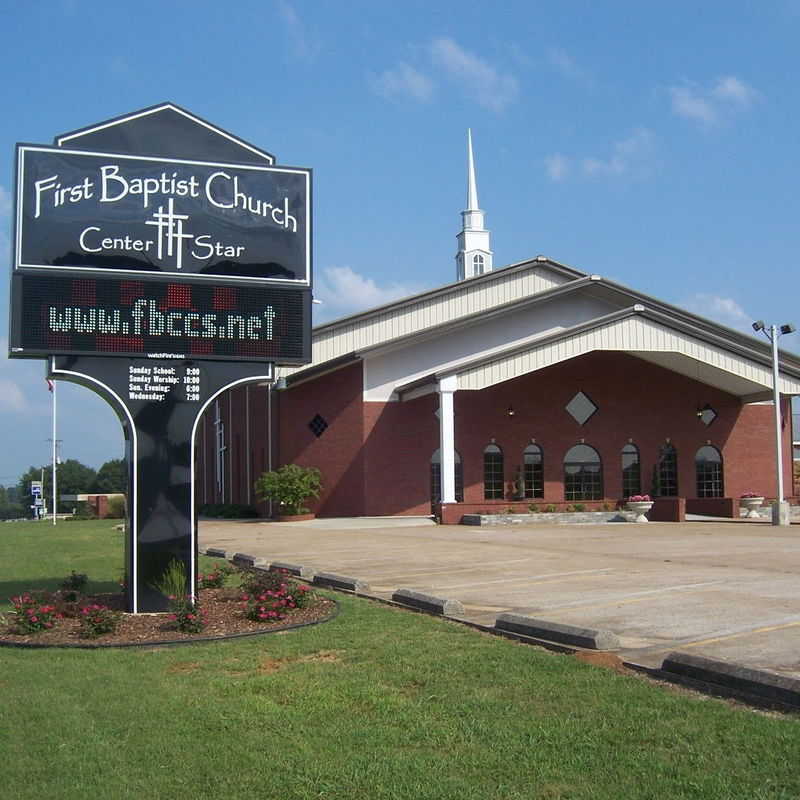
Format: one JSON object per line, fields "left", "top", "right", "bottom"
{"left": 196, "top": 133, "right": 800, "bottom": 523}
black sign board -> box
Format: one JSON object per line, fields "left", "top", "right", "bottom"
{"left": 15, "top": 146, "right": 310, "bottom": 284}
{"left": 11, "top": 273, "right": 309, "bottom": 363}
{"left": 7, "top": 103, "right": 313, "bottom": 612}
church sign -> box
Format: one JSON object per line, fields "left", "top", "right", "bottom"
{"left": 8, "top": 103, "right": 313, "bottom": 612}
{"left": 11, "top": 143, "right": 310, "bottom": 364}
{"left": 15, "top": 146, "right": 310, "bottom": 283}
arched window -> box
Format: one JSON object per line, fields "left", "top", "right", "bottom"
{"left": 523, "top": 444, "right": 544, "bottom": 498}
{"left": 473, "top": 253, "right": 485, "bottom": 275}
{"left": 696, "top": 445, "right": 724, "bottom": 498}
{"left": 621, "top": 443, "right": 641, "bottom": 498}
{"left": 564, "top": 444, "right": 603, "bottom": 501}
{"left": 430, "top": 449, "right": 463, "bottom": 504}
{"left": 656, "top": 443, "right": 678, "bottom": 497}
{"left": 483, "top": 443, "right": 504, "bottom": 499}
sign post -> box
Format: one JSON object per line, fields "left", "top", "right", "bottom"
{"left": 9, "top": 104, "right": 312, "bottom": 611}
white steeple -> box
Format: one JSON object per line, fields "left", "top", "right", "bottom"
{"left": 456, "top": 128, "right": 492, "bottom": 281}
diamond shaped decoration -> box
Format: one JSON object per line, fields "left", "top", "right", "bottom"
{"left": 308, "top": 414, "right": 329, "bottom": 438}
{"left": 699, "top": 405, "right": 717, "bottom": 426}
{"left": 565, "top": 391, "right": 598, "bottom": 425}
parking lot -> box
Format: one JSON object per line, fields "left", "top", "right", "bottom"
{"left": 200, "top": 517, "right": 800, "bottom": 677}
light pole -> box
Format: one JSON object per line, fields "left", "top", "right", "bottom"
{"left": 752, "top": 320, "right": 796, "bottom": 526}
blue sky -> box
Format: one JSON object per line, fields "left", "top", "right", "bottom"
{"left": 1, "top": 0, "right": 799, "bottom": 484}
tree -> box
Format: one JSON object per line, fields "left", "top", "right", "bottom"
{"left": 91, "top": 459, "right": 128, "bottom": 494}
{"left": 254, "top": 464, "right": 322, "bottom": 516}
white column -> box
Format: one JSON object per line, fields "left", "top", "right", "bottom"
{"left": 438, "top": 375, "right": 458, "bottom": 504}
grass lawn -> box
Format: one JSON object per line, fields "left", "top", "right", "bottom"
{"left": 1, "top": 519, "right": 798, "bottom": 799}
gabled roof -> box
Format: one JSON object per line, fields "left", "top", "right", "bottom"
{"left": 395, "top": 304, "right": 800, "bottom": 400}
{"left": 283, "top": 256, "right": 800, "bottom": 394}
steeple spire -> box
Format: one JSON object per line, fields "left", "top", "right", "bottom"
{"left": 467, "top": 128, "right": 479, "bottom": 211}
{"left": 456, "top": 129, "right": 492, "bottom": 281}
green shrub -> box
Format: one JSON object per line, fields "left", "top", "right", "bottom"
{"left": 254, "top": 464, "right": 322, "bottom": 516}
{"left": 9, "top": 592, "right": 59, "bottom": 634}
{"left": 198, "top": 503, "right": 258, "bottom": 519}
{"left": 61, "top": 570, "right": 88, "bottom": 594}
{"left": 198, "top": 564, "right": 233, "bottom": 589}
{"left": 169, "top": 595, "right": 207, "bottom": 633}
{"left": 544, "top": 504, "right": 557, "bottom": 513}
{"left": 152, "top": 559, "right": 188, "bottom": 600}
{"left": 106, "top": 496, "right": 126, "bottom": 518}
{"left": 79, "top": 604, "right": 120, "bottom": 638}
{"left": 573, "top": 503, "right": 586, "bottom": 512}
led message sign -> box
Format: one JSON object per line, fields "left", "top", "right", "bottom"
{"left": 10, "top": 273, "right": 309, "bottom": 363}
{"left": 15, "top": 146, "right": 311, "bottom": 284}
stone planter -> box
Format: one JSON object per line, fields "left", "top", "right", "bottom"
{"left": 275, "top": 513, "right": 316, "bottom": 522}
{"left": 740, "top": 497, "right": 764, "bottom": 519}
{"left": 626, "top": 501, "right": 654, "bottom": 523}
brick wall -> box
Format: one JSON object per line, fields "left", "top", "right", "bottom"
{"left": 277, "top": 362, "right": 366, "bottom": 516}
{"left": 200, "top": 350, "right": 791, "bottom": 518}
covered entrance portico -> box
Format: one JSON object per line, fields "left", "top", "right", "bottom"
{"left": 395, "top": 305, "right": 800, "bottom": 523}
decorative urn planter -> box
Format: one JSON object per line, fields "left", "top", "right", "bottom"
{"left": 740, "top": 496, "right": 764, "bottom": 519}
{"left": 626, "top": 500, "right": 654, "bottom": 523}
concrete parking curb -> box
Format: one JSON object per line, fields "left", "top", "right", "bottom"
{"left": 232, "top": 553, "right": 266, "bottom": 568}
{"left": 392, "top": 589, "right": 465, "bottom": 616}
{"left": 495, "top": 613, "right": 621, "bottom": 651}
{"left": 267, "top": 561, "right": 316, "bottom": 579}
{"left": 313, "top": 572, "right": 370, "bottom": 592}
{"left": 204, "top": 548, "right": 228, "bottom": 559}
{"left": 661, "top": 651, "right": 800, "bottom": 709}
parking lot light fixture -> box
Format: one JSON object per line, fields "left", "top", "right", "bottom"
{"left": 753, "top": 321, "right": 795, "bottom": 525}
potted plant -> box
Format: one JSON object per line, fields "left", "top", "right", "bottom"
{"left": 740, "top": 491, "right": 765, "bottom": 519}
{"left": 626, "top": 494, "right": 653, "bottom": 523}
{"left": 255, "top": 464, "right": 323, "bottom": 521}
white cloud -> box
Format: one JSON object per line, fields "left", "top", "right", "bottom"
{"left": 0, "top": 185, "right": 11, "bottom": 217}
{"left": 314, "top": 266, "right": 419, "bottom": 321}
{"left": 544, "top": 154, "right": 570, "bottom": 182}
{"left": 712, "top": 75, "right": 758, "bottom": 107}
{"left": 0, "top": 341, "right": 49, "bottom": 417}
{"left": 276, "top": 0, "right": 319, "bottom": 62}
{"left": 370, "top": 62, "right": 434, "bottom": 103}
{"left": 0, "top": 378, "right": 28, "bottom": 413}
{"left": 669, "top": 76, "right": 758, "bottom": 126}
{"left": 430, "top": 37, "right": 519, "bottom": 112}
{"left": 547, "top": 47, "right": 591, "bottom": 85}
{"left": 582, "top": 127, "right": 655, "bottom": 177}
{"left": 669, "top": 86, "right": 717, "bottom": 125}
{"left": 680, "top": 293, "right": 752, "bottom": 332}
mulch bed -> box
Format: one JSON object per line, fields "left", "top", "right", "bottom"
{"left": 0, "top": 587, "right": 337, "bottom": 648}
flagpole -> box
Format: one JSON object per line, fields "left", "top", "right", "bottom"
{"left": 52, "top": 380, "right": 57, "bottom": 526}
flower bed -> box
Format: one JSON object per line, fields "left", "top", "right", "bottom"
{"left": 0, "top": 568, "right": 335, "bottom": 647}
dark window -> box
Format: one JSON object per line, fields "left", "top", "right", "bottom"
{"left": 696, "top": 445, "right": 724, "bottom": 498}
{"left": 656, "top": 444, "right": 678, "bottom": 497}
{"left": 308, "top": 414, "right": 328, "bottom": 438}
{"left": 563, "top": 444, "right": 603, "bottom": 501}
{"left": 431, "top": 449, "right": 464, "bottom": 504}
{"left": 621, "top": 443, "right": 641, "bottom": 498}
{"left": 474, "top": 254, "right": 485, "bottom": 274}
{"left": 523, "top": 444, "right": 544, "bottom": 498}
{"left": 483, "top": 443, "right": 504, "bottom": 499}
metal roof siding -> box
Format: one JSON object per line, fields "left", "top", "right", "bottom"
{"left": 456, "top": 315, "right": 800, "bottom": 394}
{"left": 281, "top": 264, "right": 572, "bottom": 377}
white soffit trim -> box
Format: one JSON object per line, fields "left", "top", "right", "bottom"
{"left": 456, "top": 315, "right": 800, "bottom": 396}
